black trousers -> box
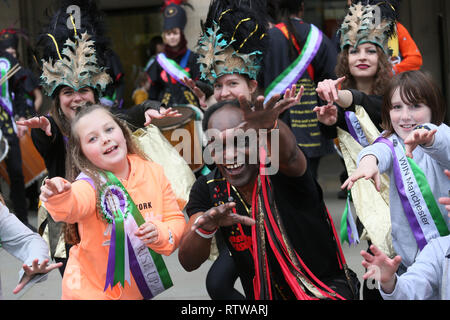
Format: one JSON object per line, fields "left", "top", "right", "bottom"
{"left": 206, "top": 233, "right": 245, "bottom": 300}
{"left": 4, "top": 134, "right": 28, "bottom": 223}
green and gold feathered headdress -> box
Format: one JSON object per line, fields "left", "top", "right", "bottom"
{"left": 197, "top": 22, "right": 262, "bottom": 84}
{"left": 41, "top": 32, "right": 111, "bottom": 96}
{"left": 38, "top": 0, "right": 112, "bottom": 97}
{"left": 340, "top": 2, "right": 396, "bottom": 53}
{"left": 196, "top": 0, "right": 268, "bottom": 84}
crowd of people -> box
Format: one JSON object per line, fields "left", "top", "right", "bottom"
{"left": 0, "top": 0, "right": 449, "bottom": 301}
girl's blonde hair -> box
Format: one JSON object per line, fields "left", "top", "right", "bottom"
{"left": 63, "top": 103, "right": 148, "bottom": 244}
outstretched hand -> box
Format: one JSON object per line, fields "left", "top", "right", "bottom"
{"left": 40, "top": 177, "right": 72, "bottom": 202}
{"left": 16, "top": 116, "right": 52, "bottom": 136}
{"left": 191, "top": 202, "right": 255, "bottom": 233}
{"left": 316, "top": 76, "right": 346, "bottom": 103}
{"left": 313, "top": 102, "right": 338, "bottom": 126}
{"left": 13, "top": 258, "right": 63, "bottom": 294}
{"left": 283, "top": 84, "right": 304, "bottom": 107}
{"left": 232, "top": 86, "right": 300, "bottom": 132}
{"left": 182, "top": 77, "right": 207, "bottom": 109}
{"left": 403, "top": 128, "right": 437, "bottom": 158}
{"left": 341, "top": 154, "right": 381, "bottom": 192}
{"left": 361, "top": 245, "right": 402, "bottom": 294}
{"left": 143, "top": 106, "right": 182, "bottom": 126}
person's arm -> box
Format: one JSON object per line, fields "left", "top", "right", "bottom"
{"left": 142, "top": 164, "right": 187, "bottom": 256}
{"left": 369, "top": 239, "right": 445, "bottom": 300}
{"left": 404, "top": 123, "right": 450, "bottom": 168}
{"left": 0, "top": 202, "right": 61, "bottom": 293}
{"left": 0, "top": 202, "right": 48, "bottom": 268}
{"left": 28, "top": 116, "right": 58, "bottom": 158}
{"left": 178, "top": 177, "right": 254, "bottom": 271}
{"left": 235, "top": 93, "right": 307, "bottom": 177}
{"left": 178, "top": 211, "right": 216, "bottom": 272}
{"left": 112, "top": 100, "right": 162, "bottom": 129}
{"left": 342, "top": 154, "right": 382, "bottom": 191}
{"left": 41, "top": 177, "right": 96, "bottom": 223}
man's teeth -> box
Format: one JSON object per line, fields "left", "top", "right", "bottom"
{"left": 225, "top": 164, "right": 243, "bottom": 169}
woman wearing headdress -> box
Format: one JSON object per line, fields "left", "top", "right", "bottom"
{"left": 17, "top": 0, "right": 179, "bottom": 275}
{"left": 178, "top": 0, "right": 359, "bottom": 300}
{"left": 313, "top": 1, "right": 398, "bottom": 299}
{"left": 339, "top": 0, "right": 422, "bottom": 74}
{"left": 147, "top": 0, "right": 201, "bottom": 108}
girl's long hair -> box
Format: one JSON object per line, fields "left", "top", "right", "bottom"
{"left": 63, "top": 103, "right": 148, "bottom": 244}
{"left": 335, "top": 46, "right": 392, "bottom": 96}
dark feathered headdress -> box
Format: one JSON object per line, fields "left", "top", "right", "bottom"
{"left": 38, "top": 0, "right": 111, "bottom": 96}
{"left": 196, "top": 0, "right": 268, "bottom": 83}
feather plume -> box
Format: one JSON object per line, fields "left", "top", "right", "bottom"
{"left": 340, "top": 2, "right": 396, "bottom": 53}
{"left": 41, "top": 32, "right": 111, "bottom": 96}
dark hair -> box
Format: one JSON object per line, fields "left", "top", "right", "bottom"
{"left": 381, "top": 70, "right": 447, "bottom": 137}
{"left": 148, "top": 35, "right": 163, "bottom": 57}
{"left": 267, "top": 0, "right": 304, "bottom": 61}
{"left": 202, "top": 0, "right": 268, "bottom": 56}
{"left": 335, "top": 45, "right": 392, "bottom": 95}
{"left": 202, "top": 99, "right": 241, "bottom": 131}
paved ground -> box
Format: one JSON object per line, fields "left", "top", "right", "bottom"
{"left": 0, "top": 153, "right": 367, "bottom": 300}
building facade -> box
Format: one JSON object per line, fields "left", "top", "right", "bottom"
{"left": 1, "top": 0, "right": 448, "bottom": 120}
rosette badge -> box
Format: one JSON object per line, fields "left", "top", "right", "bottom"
{"left": 101, "top": 185, "right": 128, "bottom": 224}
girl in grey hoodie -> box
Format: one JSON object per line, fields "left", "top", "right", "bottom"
{"left": 343, "top": 71, "right": 450, "bottom": 271}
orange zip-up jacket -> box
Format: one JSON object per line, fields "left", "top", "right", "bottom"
{"left": 390, "top": 22, "right": 423, "bottom": 74}
{"left": 44, "top": 154, "right": 186, "bottom": 299}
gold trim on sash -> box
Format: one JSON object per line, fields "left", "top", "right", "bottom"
{"left": 337, "top": 106, "right": 396, "bottom": 257}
